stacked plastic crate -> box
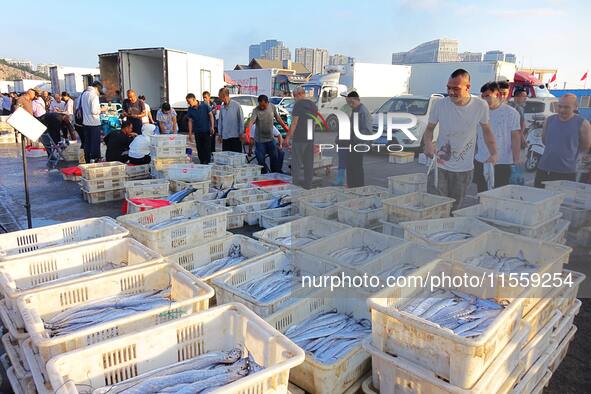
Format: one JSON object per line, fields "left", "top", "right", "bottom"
{"left": 211, "top": 151, "right": 262, "bottom": 188}
{"left": 78, "top": 162, "right": 127, "bottom": 204}
{"left": 0, "top": 115, "right": 19, "bottom": 144}
{"left": 124, "top": 178, "right": 170, "bottom": 214}
{"left": 149, "top": 134, "right": 190, "bottom": 178}
{"left": 543, "top": 180, "right": 591, "bottom": 246}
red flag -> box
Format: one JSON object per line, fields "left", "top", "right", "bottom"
{"left": 581, "top": 72, "right": 588, "bottom": 81}
{"left": 549, "top": 73, "right": 557, "bottom": 83}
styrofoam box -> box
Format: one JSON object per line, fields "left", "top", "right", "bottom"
{"left": 387, "top": 173, "right": 427, "bottom": 195}
{"left": 125, "top": 178, "right": 169, "bottom": 199}
{"left": 81, "top": 187, "right": 126, "bottom": 204}
{"left": 521, "top": 310, "right": 561, "bottom": 374}
{"left": 149, "top": 133, "right": 187, "bottom": 147}
{"left": 46, "top": 303, "right": 304, "bottom": 394}
{"left": 299, "top": 190, "right": 355, "bottom": 219}
{"left": 559, "top": 202, "right": 591, "bottom": 229}
{"left": 253, "top": 216, "right": 351, "bottom": 250}
{"left": 164, "top": 234, "right": 278, "bottom": 282}
{"left": 212, "top": 251, "right": 340, "bottom": 317}
{"left": 363, "top": 323, "right": 529, "bottom": 394}
{"left": 78, "top": 162, "right": 126, "bottom": 179}
{"left": 167, "top": 163, "right": 211, "bottom": 182}
{"left": 337, "top": 196, "right": 387, "bottom": 228}
{"left": 401, "top": 217, "right": 496, "bottom": 251}
{"left": 544, "top": 180, "right": 591, "bottom": 209}
{"left": 384, "top": 192, "right": 455, "bottom": 223}
{"left": 478, "top": 185, "right": 565, "bottom": 226}
{"left": 303, "top": 228, "right": 407, "bottom": 271}
{"left": 368, "top": 261, "right": 525, "bottom": 389}
{"left": 2, "top": 333, "right": 31, "bottom": 379}
{"left": 266, "top": 289, "right": 371, "bottom": 394}
{"left": 0, "top": 216, "right": 128, "bottom": 262}
{"left": 512, "top": 349, "right": 551, "bottom": 394}
{"left": 344, "top": 185, "right": 390, "bottom": 198}
{"left": 452, "top": 204, "right": 563, "bottom": 239}
{"left": 80, "top": 176, "right": 126, "bottom": 193}
{"left": 388, "top": 151, "right": 414, "bottom": 164}
{"left": 212, "top": 151, "right": 247, "bottom": 166}
{"left": 18, "top": 262, "right": 214, "bottom": 391}
{"left": 0, "top": 238, "right": 162, "bottom": 332}
{"left": 547, "top": 325, "right": 577, "bottom": 374}
{"left": 116, "top": 200, "right": 231, "bottom": 255}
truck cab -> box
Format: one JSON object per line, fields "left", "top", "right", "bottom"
{"left": 302, "top": 72, "right": 348, "bottom": 130}
{"left": 510, "top": 72, "right": 555, "bottom": 98}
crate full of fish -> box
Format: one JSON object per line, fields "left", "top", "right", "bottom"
{"left": 400, "top": 217, "right": 496, "bottom": 251}
{"left": 17, "top": 262, "right": 214, "bottom": 391}
{"left": 266, "top": 289, "right": 372, "bottom": 394}
{"left": 344, "top": 185, "right": 391, "bottom": 198}
{"left": 0, "top": 238, "right": 162, "bottom": 334}
{"left": 212, "top": 251, "right": 339, "bottom": 318}
{"left": 259, "top": 206, "right": 299, "bottom": 229}
{"left": 478, "top": 185, "right": 565, "bottom": 226}
{"left": 383, "top": 192, "right": 455, "bottom": 223}
{"left": 387, "top": 173, "right": 428, "bottom": 195}
{"left": 81, "top": 187, "right": 126, "bottom": 204}
{"left": 149, "top": 133, "right": 188, "bottom": 147}
{"left": 299, "top": 190, "right": 355, "bottom": 220}
{"left": 125, "top": 178, "right": 170, "bottom": 199}
{"left": 150, "top": 144, "right": 187, "bottom": 159}
{"left": 235, "top": 195, "right": 290, "bottom": 226}
{"left": 521, "top": 310, "right": 561, "bottom": 375}
{"left": 212, "top": 151, "right": 247, "bottom": 166}
{"left": 169, "top": 179, "right": 210, "bottom": 200}
{"left": 362, "top": 322, "right": 529, "bottom": 394}
{"left": 78, "top": 161, "right": 126, "bottom": 180}
{"left": 440, "top": 230, "right": 572, "bottom": 315}
{"left": 303, "top": 228, "right": 407, "bottom": 271}
{"left": 380, "top": 219, "right": 404, "bottom": 238}
{"left": 543, "top": 180, "right": 591, "bottom": 209}
{"left": 167, "top": 163, "right": 211, "bottom": 182}
{"left": 45, "top": 303, "right": 304, "bottom": 394}
{"left": 336, "top": 196, "right": 388, "bottom": 228}
{"left": 211, "top": 170, "right": 235, "bottom": 188}
{"left": 164, "top": 234, "right": 278, "bottom": 283}
{"left": 0, "top": 217, "right": 128, "bottom": 262}
{"left": 290, "top": 186, "right": 341, "bottom": 210}
{"left": 367, "top": 261, "right": 525, "bottom": 389}
{"left": 125, "top": 163, "right": 151, "bottom": 179}
{"left": 253, "top": 216, "right": 351, "bottom": 250}
{"left": 116, "top": 200, "right": 231, "bottom": 255}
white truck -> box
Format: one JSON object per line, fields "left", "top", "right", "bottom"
{"left": 64, "top": 73, "right": 101, "bottom": 97}
{"left": 99, "top": 47, "right": 224, "bottom": 112}
{"left": 49, "top": 66, "right": 100, "bottom": 95}
{"left": 409, "top": 61, "right": 517, "bottom": 96}
{"left": 13, "top": 79, "right": 50, "bottom": 93}
{"left": 302, "top": 62, "right": 412, "bottom": 130}
{"left": 224, "top": 68, "right": 307, "bottom": 97}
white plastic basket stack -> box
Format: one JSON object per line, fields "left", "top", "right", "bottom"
{"left": 383, "top": 192, "right": 455, "bottom": 223}
{"left": 213, "top": 151, "right": 247, "bottom": 166}
{"left": 543, "top": 180, "right": 591, "bottom": 244}
{"left": 60, "top": 141, "right": 81, "bottom": 162}
{"left": 212, "top": 251, "right": 339, "bottom": 317}
{"left": 150, "top": 157, "right": 190, "bottom": 179}
{"left": 149, "top": 134, "right": 188, "bottom": 159}
{"left": 45, "top": 303, "right": 304, "bottom": 394}
{"left": 125, "top": 163, "right": 151, "bottom": 180}
{"left": 78, "top": 162, "right": 127, "bottom": 204}
{"left": 116, "top": 199, "right": 231, "bottom": 255}
{"left": 167, "top": 163, "right": 211, "bottom": 182}
{"left": 266, "top": 288, "right": 371, "bottom": 394}
{"left": 169, "top": 179, "right": 210, "bottom": 201}
{"left": 387, "top": 173, "right": 427, "bottom": 195}
{"left": 124, "top": 178, "right": 169, "bottom": 199}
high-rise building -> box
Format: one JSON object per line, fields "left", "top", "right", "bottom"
{"left": 329, "top": 54, "right": 355, "bottom": 66}
{"left": 248, "top": 39, "right": 284, "bottom": 61}
{"left": 3, "top": 58, "right": 34, "bottom": 70}
{"left": 505, "top": 53, "right": 516, "bottom": 63}
{"left": 483, "top": 50, "right": 505, "bottom": 62}
{"left": 294, "top": 48, "right": 329, "bottom": 74}
{"left": 459, "top": 52, "right": 482, "bottom": 62}
{"left": 391, "top": 39, "right": 459, "bottom": 64}
{"left": 264, "top": 44, "right": 291, "bottom": 62}
{"left": 36, "top": 64, "right": 56, "bottom": 75}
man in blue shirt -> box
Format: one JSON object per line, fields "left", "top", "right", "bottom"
{"left": 186, "top": 93, "right": 215, "bottom": 164}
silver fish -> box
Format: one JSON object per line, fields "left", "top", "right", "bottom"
{"left": 192, "top": 244, "right": 245, "bottom": 278}
{"left": 465, "top": 250, "right": 538, "bottom": 274}
{"left": 427, "top": 231, "right": 473, "bottom": 243}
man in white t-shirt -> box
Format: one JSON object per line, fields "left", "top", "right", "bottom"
{"left": 473, "top": 82, "right": 522, "bottom": 192}
{"left": 423, "top": 69, "right": 498, "bottom": 210}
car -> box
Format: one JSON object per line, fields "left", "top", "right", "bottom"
{"left": 371, "top": 94, "right": 442, "bottom": 150}
{"left": 508, "top": 97, "right": 558, "bottom": 134}
{"left": 271, "top": 96, "right": 295, "bottom": 108}
{"left": 230, "top": 94, "right": 291, "bottom": 133}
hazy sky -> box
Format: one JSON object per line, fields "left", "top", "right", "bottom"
{"left": 2, "top": 0, "right": 588, "bottom": 88}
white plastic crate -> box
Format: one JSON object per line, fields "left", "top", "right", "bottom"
{"left": 149, "top": 133, "right": 187, "bottom": 147}
{"left": 212, "top": 151, "right": 247, "bottom": 166}
{"left": 80, "top": 176, "right": 126, "bottom": 192}
{"left": 61, "top": 142, "right": 81, "bottom": 162}
{"left": 553, "top": 270, "right": 585, "bottom": 316}
{"left": 2, "top": 333, "right": 31, "bottom": 379}
{"left": 6, "top": 365, "right": 35, "bottom": 394}
{"left": 125, "top": 163, "right": 150, "bottom": 178}
{"left": 125, "top": 178, "right": 169, "bottom": 199}
{"left": 235, "top": 200, "right": 277, "bottom": 225}
{"left": 208, "top": 200, "right": 246, "bottom": 229}
{"left": 522, "top": 311, "right": 561, "bottom": 374}
{"left": 117, "top": 200, "right": 230, "bottom": 255}
{"left": 78, "top": 162, "right": 126, "bottom": 179}
{"left": 260, "top": 206, "right": 299, "bottom": 229}
{"left": 452, "top": 204, "right": 564, "bottom": 239}
{"left": 212, "top": 252, "right": 339, "bottom": 317}
{"left": 546, "top": 218, "right": 570, "bottom": 244}
{"left": 551, "top": 299, "right": 581, "bottom": 347}
{"left": 164, "top": 234, "right": 278, "bottom": 282}
{"left": 544, "top": 180, "right": 591, "bottom": 209}
{"left": 401, "top": 217, "right": 496, "bottom": 251}
{"left": 522, "top": 295, "right": 559, "bottom": 343}
{"left": 18, "top": 262, "right": 214, "bottom": 390}
{"left": 380, "top": 219, "right": 404, "bottom": 238}
{"left": 299, "top": 190, "right": 355, "bottom": 219}
{"left": 253, "top": 216, "right": 351, "bottom": 250}
{"left": 124, "top": 197, "right": 169, "bottom": 214}
{"left": 530, "top": 369, "right": 553, "bottom": 394}
{"left": 478, "top": 185, "right": 565, "bottom": 226}
{"left": 168, "top": 179, "right": 210, "bottom": 201}
{"left": 440, "top": 230, "right": 572, "bottom": 316}
{"left": 363, "top": 324, "right": 528, "bottom": 394}
{"left": 151, "top": 157, "right": 188, "bottom": 171}
{"left": 230, "top": 163, "right": 263, "bottom": 178}
{"left": 0, "top": 238, "right": 162, "bottom": 334}
{"left": 337, "top": 196, "right": 387, "bottom": 228}
{"left": 548, "top": 325, "right": 577, "bottom": 374}
{"left": 368, "top": 261, "right": 525, "bottom": 389}
{"left": 291, "top": 186, "right": 342, "bottom": 209}
{"left": 512, "top": 349, "right": 551, "bottom": 394}
{"left": 383, "top": 192, "right": 455, "bottom": 223}
{"left": 81, "top": 187, "right": 125, "bottom": 204}
{"left": 388, "top": 151, "right": 414, "bottom": 164}
{"left": 150, "top": 144, "right": 186, "bottom": 158}
{"left": 46, "top": 303, "right": 304, "bottom": 394}
{"left": 234, "top": 193, "right": 275, "bottom": 205}
{"left": 266, "top": 289, "right": 371, "bottom": 394}
{"left": 0, "top": 217, "right": 128, "bottom": 262}
{"left": 303, "top": 228, "right": 407, "bottom": 271}
{"left": 387, "top": 173, "right": 427, "bottom": 195}
{"left": 61, "top": 172, "right": 81, "bottom": 182}
{"left": 344, "top": 185, "right": 391, "bottom": 198}
{"left": 211, "top": 170, "right": 235, "bottom": 188}
{"left": 227, "top": 188, "right": 271, "bottom": 205}
{"left": 167, "top": 163, "right": 211, "bottom": 182}
{"left": 560, "top": 201, "right": 591, "bottom": 229}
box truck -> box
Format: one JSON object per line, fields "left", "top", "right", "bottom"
{"left": 49, "top": 66, "right": 100, "bottom": 95}
{"left": 224, "top": 68, "right": 307, "bottom": 97}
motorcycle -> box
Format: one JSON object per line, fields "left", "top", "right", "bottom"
{"left": 524, "top": 114, "right": 545, "bottom": 172}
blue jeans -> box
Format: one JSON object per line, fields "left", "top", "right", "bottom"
{"left": 255, "top": 140, "right": 280, "bottom": 173}
{"left": 83, "top": 125, "right": 101, "bottom": 163}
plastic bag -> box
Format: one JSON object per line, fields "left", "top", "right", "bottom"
{"left": 483, "top": 163, "right": 495, "bottom": 190}
{"left": 509, "top": 165, "right": 524, "bottom": 185}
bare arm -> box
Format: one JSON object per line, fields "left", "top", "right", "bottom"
{"left": 172, "top": 116, "right": 178, "bottom": 133}
{"left": 422, "top": 122, "right": 437, "bottom": 157}
{"left": 580, "top": 119, "right": 591, "bottom": 152}
{"left": 480, "top": 123, "right": 498, "bottom": 164}
{"left": 187, "top": 118, "right": 194, "bottom": 142}
{"left": 284, "top": 116, "right": 299, "bottom": 143}
{"left": 511, "top": 130, "right": 521, "bottom": 164}
{"left": 148, "top": 110, "right": 154, "bottom": 123}
{"left": 208, "top": 112, "right": 215, "bottom": 134}
{"left": 275, "top": 112, "right": 289, "bottom": 133}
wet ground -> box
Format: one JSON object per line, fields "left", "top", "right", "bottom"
{"left": 0, "top": 135, "right": 589, "bottom": 393}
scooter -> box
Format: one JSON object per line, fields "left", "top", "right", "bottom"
{"left": 524, "top": 114, "right": 545, "bottom": 172}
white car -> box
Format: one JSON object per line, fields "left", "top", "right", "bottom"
{"left": 509, "top": 97, "right": 558, "bottom": 133}
{"left": 230, "top": 94, "right": 290, "bottom": 124}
